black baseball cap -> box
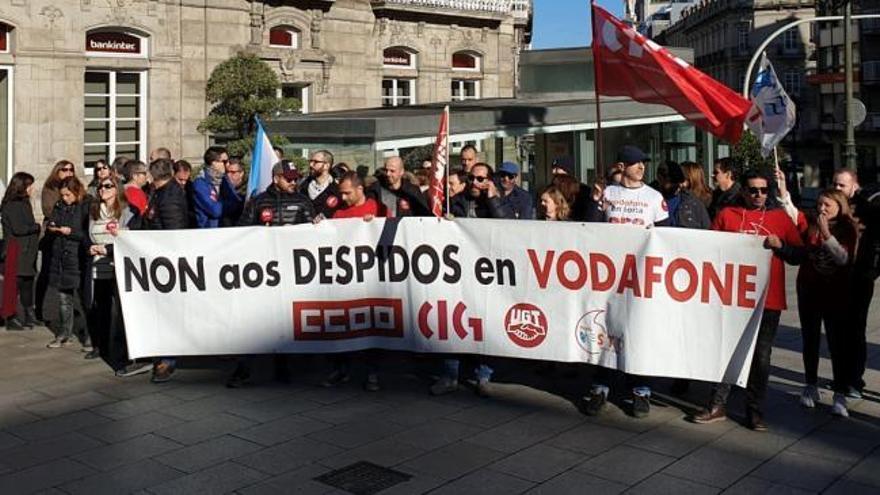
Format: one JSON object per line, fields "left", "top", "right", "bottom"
{"left": 272, "top": 160, "right": 300, "bottom": 181}
{"left": 617, "top": 145, "right": 650, "bottom": 165}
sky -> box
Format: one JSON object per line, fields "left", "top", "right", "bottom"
{"left": 531, "top": 0, "right": 623, "bottom": 49}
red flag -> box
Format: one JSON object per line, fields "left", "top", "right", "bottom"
{"left": 429, "top": 106, "right": 449, "bottom": 217}
{"left": 591, "top": 4, "right": 752, "bottom": 143}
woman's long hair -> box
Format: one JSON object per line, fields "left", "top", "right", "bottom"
{"left": 809, "top": 188, "right": 858, "bottom": 240}
{"left": 44, "top": 160, "right": 76, "bottom": 190}
{"left": 90, "top": 176, "right": 127, "bottom": 221}
{"left": 539, "top": 185, "right": 571, "bottom": 221}
{"left": 2, "top": 172, "right": 35, "bottom": 207}
{"left": 681, "top": 162, "right": 712, "bottom": 207}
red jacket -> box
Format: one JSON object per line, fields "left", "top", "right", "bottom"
{"left": 712, "top": 206, "right": 803, "bottom": 311}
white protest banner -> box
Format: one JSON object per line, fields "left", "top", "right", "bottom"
{"left": 115, "top": 218, "right": 771, "bottom": 386}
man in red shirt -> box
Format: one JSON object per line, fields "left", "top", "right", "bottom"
{"left": 333, "top": 172, "right": 387, "bottom": 220}
{"left": 322, "top": 171, "right": 387, "bottom": 391}
{"left": 691, "top": 169, "right": 804, "bottom": 431}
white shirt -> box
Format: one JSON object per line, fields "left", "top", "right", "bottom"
{"left": 603, "top": 184, "right": 668, "bottom": 226}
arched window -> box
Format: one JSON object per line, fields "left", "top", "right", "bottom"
{"left": 85, "top": 29, "right": 148, "bottom": 58}
{"left": 452, "top": 51, "right": 481, "bottom": 71}
{"left": 0, "top": 23, "right": 11, "bottom": 53}
{"left": 383, "top": 47, "right": 417, "bottom": 69}
{"left": 269, "top": 26, "right": 300, "bottom": 49}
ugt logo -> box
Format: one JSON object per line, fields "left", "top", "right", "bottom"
{"left": 503, "top": 303, "right": 548, "bottom": 348}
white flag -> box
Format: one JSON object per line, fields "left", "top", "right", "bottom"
{"left": 746, "top": 53, "right": 797, "bottom": 157}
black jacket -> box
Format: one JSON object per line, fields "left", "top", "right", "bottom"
{"left": 499, "top": 186, "right": 534, "bottom": 220}
{"left": 239, "top": 185, "right": 316, "bottom": 226}
{"left": 47, "top": 200, "right": 89, "bottom": 290}
{"left": 669, "top": 190, "right": 711, "bottom": 230}
{"left": 366, "top": 181, "right": 431, "bottom": 217}
{"left": 709, "top": 182, "right": 741, "bottom": 219}
{"left": 1, "top": 198, "right": 41, "bottom": 277}
{"left": 853, "top": 184, "right": 880, "bottom": 278}
{"left": 142, "top": 181, "right": 189, "bottom": 231}
{"left": 300, "top": 177, "right": 343, "bottom": 218}
{"left": 450, "top": 193, "right": 514, "bottom": 219}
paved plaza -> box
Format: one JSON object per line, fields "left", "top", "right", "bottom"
{"left": 1, "top": 269, "right": 879, "bottom": 494}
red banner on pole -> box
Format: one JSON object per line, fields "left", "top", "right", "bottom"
{"left": 429, "top": 106, "right": 449, "bottom": 218}
{"left": 591, "top": 4, "right": 752, "bottom": 143}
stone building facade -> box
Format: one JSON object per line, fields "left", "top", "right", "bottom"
{"left": 0, "top": 0, "right": 531, "bottom": 186}
{"left": 658, "top": 0, "right": 817, "bottom": 152}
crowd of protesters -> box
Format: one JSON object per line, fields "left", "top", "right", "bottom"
{"left": 1, "top": 142, "right": 878, "bottom": 433}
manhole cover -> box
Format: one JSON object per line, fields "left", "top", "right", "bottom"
{"left": 315, "top": 461, "right": 413, "bottom": 495}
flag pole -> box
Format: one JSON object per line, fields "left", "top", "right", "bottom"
{"left": 445, "top": 106, "right": 451, "bottom": 217}
{"left": 590, "top": 0, "right": 605, "bottom": 182}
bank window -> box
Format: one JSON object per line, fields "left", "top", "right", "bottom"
{"left": 277, "top": 83, "right": 310, "bottom": 114}
{"left": 383, "top": 47, "right": 417, "bottom": 69}
{"left": 451, "top": 80, "right": 479, "bottom": 100}
{"left": 84, "top": 71, "right": 146, "bottom": 169}
{"left": 382, "top": 78, "right": 414, "bottom": 107}
{"left": 0, "top": 23, "right": 10, "bottom": 53}
{"left": 452, "top": 51, "right": 481, "bottom": 71}
{"left": 269, "top": 26, "right": 300, "bottom": 49}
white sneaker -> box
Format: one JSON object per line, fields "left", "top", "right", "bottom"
{"left": 831, "top": 393, "right": 849, "bottom": 418}
{"left": 800, "top": 385, "right": 820, "bottom": 408}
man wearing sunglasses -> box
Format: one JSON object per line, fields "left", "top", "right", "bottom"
{"left": 192, "top": 146, "right": 230, "bottom": 229}
{"left": 300, "top": 150, "right": 343, "bottom": 219}
{"left": 432, "top": 162, "right": 514, "bottom": 398}
{"left": 497, "top": 162, "right": 534, "bottom": 220}
{"left": 690, "top": 169, "right": 804, "bottom": 431}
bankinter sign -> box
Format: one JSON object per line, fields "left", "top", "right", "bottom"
{"left": 86, "top": 32, "right": 141, "bottom": 55}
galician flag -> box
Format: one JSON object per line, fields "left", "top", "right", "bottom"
{"left": 247, "top": 116, "right": 276, "bottom": 200}
{"left": 747, "top": 53, "right": 797, "bottom": 157}
{"left": 429, "top": 106, "right": 449, "bottom": 217}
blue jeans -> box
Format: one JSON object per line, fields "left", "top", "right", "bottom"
{"left": 443, "top": 359, "right": 492, "bottom": 382}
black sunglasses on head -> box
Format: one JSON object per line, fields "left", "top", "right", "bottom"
{"left": 61, "top": 167, "right": 74, "bottom": 172}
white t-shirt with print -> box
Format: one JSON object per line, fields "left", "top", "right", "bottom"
{"left": 603, "top": 184, "right": 669, "bottom": 226}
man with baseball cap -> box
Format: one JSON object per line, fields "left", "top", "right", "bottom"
{"left": 228, "top": 160, "right": 315, "bottom": 387}
{"left": 497, "top": 161, "right": 534, "bottom": 219}
{"left": 583, "top": 145, "right": 669, "bottom": 419}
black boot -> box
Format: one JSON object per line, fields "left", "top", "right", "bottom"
{"left": 5, "top": 317, "right": 25, "bottom": 331}
{"left": 24, "top": 308, "right": 38, "bottom": 329}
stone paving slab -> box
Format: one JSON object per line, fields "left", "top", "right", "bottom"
{"left": 0, "top": 271, "right": 878, "bottom": 493}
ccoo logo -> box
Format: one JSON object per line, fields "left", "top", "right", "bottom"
{"left": 504, "top": 303, "right": 548, "bottom": 348}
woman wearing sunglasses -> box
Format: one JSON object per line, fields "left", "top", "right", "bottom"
{"left": 86, "top": 159, "right": 113, "bottom": 199}
{"left": 84, "top": 177, "right": 145, "bottom": 375}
